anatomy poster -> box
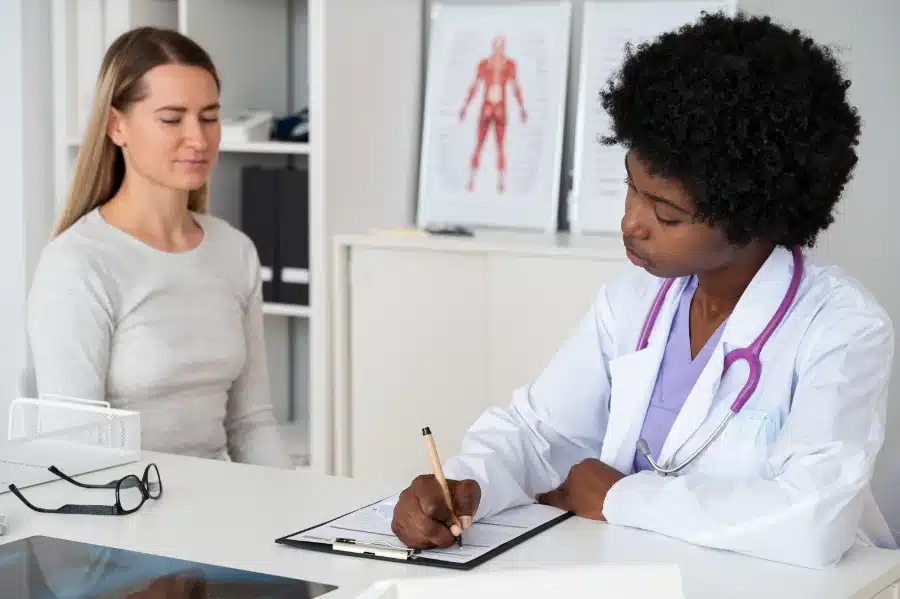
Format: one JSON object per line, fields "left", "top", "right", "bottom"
{"left": 416, "top": 2, "right": 571, "bottom": 231}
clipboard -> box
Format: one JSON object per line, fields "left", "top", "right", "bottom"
{"left": 275, "top": 497, "right": 574, "bottom": 571}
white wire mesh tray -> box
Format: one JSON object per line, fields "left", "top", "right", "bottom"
{"left": 0, "top": 395, "right": 141, "bottom": 494}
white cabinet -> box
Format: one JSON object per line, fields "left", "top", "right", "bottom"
{"left": 333, "top": 232, "right": 627, "bottom": 484}
{"left": 347, "top": 247, "right": 489, "bottom": 485}
{"left": 485, "top": 254, "right": 623, "bottom": 410}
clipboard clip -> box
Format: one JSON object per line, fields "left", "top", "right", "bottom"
{"left": 333, "top": 538, "right": 415, "bottom": 560}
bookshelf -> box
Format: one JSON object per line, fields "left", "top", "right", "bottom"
{"left": 50, "top": 0, "right": 424, "bottom": 474}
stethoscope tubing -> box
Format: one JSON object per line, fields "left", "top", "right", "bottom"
{"left": 636, "top": 247, "right": 804, "bottom": 476}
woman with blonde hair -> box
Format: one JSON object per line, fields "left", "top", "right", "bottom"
{"left": 27, "top": 26, "right": 291, "bottom": 468}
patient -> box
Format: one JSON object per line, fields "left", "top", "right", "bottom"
{"left": 27, "top": 27, "right": 290, "bottom": 468}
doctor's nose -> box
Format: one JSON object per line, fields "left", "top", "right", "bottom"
{"left": 621, "top": 193, "right": 650, "bottom": 240}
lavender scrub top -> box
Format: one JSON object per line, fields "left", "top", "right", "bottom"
{"left": 633, "top": 276, "right": 728, "bottom": 472}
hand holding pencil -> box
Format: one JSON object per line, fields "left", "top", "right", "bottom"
{"left": 390, "top": 427, "right": 482, "bottom": 550}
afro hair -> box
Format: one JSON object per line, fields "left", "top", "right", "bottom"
{"left": 599, "top": 11, "right": 861, "bottom": 248}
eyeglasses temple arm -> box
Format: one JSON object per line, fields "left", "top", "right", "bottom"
{"left": 8, "top": 485, "right": 55, "bottom": 513}
{"left": 48, "top": 466, "right": 117, "bottom": 489}
{"left": 8, "top": 485, "right": 119, "bottom": 515}
{"left": 55, "top": 504, "right": 119, "bottom": 516}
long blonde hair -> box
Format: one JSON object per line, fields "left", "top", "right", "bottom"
{"left": 54, "top": 27, "right": 221, "bottom": 237}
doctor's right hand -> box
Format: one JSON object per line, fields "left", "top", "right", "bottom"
{"left": 391, "top": 474, "right": 481, "bottom": 549}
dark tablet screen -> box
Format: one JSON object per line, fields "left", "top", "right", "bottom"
{"left": 0, "top": 535, "right": 337, "bottom": 598}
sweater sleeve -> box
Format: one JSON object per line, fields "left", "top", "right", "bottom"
{"left": 224, "top": 243, "right": 292, "bottom": 469}
{"left": 27, "top": 244, "right": 115, "bottom": 403}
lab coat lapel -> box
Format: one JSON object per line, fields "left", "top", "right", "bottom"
{"left": 600, "top": 277, "right": 689, "bottom": 473}
{"left": 656, "top": 341, "right": 724, "bottom": 467}
{"left": 656, "top": 247, "right": 797, "bottom": 467}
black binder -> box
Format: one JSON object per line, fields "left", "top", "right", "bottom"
{"left": 240, "top": 166, "right": 280, "bottom": 303}
{"left": 276, "top": 167, "right": 310, "bottom": 306}
{"left": 274, "top": 499, "right": 573, "bottom": 571}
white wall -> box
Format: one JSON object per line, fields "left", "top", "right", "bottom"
{"left": 0, "top": 1, "right": 26, "bottom": 433}
{"left": 0, "top": 1, "right": 55, "bottom": 433}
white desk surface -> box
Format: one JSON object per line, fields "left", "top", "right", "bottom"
{"left": 0, "top": 451, "right": 897, "bottom": 599}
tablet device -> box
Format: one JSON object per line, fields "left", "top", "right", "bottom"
{"left": 0, "top": 534, "right": 336, "bottom": 598}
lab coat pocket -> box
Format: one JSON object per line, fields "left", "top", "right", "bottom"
{"left": 693, "top": 408, "right": 781, "bottom": 477}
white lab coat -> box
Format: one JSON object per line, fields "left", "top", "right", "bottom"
{"left": 442, "top": 246, "right": 898, "bottom": 568}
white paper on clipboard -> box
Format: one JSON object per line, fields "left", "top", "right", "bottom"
{"left": 282, "top": 495, "right": 568, "bottom": 566}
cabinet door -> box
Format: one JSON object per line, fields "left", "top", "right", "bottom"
{"left": 486, "top": 254, "right": 624, "bottom": 407}
{"left": 348, "top": 247, "right": 488, "bottom": 485}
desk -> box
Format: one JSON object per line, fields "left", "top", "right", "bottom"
{"left": 0, "top": 451, "right": 897, "bottom": 599}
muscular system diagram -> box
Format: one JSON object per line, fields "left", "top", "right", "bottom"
{"left": 459, "top": 35, "right": 527, "bottom": 194}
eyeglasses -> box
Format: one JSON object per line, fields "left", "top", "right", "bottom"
{"left": 8, "top": 463, "right": 162, "bottom": 516}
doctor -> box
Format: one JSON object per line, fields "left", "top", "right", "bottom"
{"left": 391, "top": 11, "right": 897, "bottom": 568}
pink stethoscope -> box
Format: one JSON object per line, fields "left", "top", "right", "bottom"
{"left": 636, "top": 247, "right": 804, "bottom": 476}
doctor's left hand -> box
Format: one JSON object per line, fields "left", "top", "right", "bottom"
{"left": 535, "top": 458, "right": 626, "bottom": 520}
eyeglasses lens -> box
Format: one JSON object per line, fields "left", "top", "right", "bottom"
{"left": 146, "top": 464, "right": 161, "bottom": 499}
{"left": 118, "top": 475, "right": 144, "bottom": 512}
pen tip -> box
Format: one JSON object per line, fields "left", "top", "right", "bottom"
{"left": 422, "top": 427, "right": 431, "bottom": 436}
{"left": 456, "top": 536, "right": 462, "bottom": 548}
